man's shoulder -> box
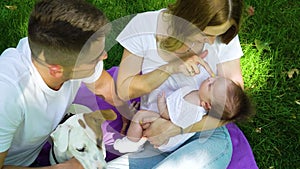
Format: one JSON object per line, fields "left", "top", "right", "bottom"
{"left": 0, "top": 38, "right": 31, "bottom": 86}
{"left": 0, "top": 37, "right": 30, "bottom": 61}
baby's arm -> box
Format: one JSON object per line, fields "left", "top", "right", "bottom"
{"left": 120, "top": 101, "right": 140, "bottom": 135}
{"left": 157, "top": 92, "right": 170, "bottom": 120}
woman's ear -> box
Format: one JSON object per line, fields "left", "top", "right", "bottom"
{"left": 99, "top": 51, "right": 108, "bottom": 60}
{"left": 48, "top": 64, "right": 64, "bottom": 78}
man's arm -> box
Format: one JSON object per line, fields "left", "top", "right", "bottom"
{"left": 85, "top": 70, "right": 123, "bottom": 107}
{"left": 85, "top": 69, "right": 135, "bottom": 132}
{"left": 0, "top": 150, "right": 83, "bottom": 169}
{"left": 0, "top": 151, "right": 8, "bottom": 169}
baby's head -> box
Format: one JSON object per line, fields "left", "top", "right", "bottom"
{"left": 199, "top": 76, "right": 254, "bottom": 122}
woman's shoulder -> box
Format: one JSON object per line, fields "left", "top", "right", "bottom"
{"left": 129, "top": 9, "right": 164, "bottom": 28}
{"left": 117, "top": 10, "right": 164, "bottom": 42}
{"left": 134, "top": 9, "right": 165, "bottom": 19}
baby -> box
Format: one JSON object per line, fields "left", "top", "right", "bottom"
{"left": 114, "top": 76, "right": 253, "bottom": 153}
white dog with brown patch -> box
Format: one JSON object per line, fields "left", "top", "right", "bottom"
{"left": 50, "top": 104, "right": 117, "bottom": 169}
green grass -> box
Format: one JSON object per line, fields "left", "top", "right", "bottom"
{"left": 238, "top": 0, "right": 300, "bottom": 168}
{"left": 0, "top": 0, "right": 299, "bottom": 168}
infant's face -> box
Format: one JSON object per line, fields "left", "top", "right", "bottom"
{"left": 199, "top": 77, "right": 227, "bottom": 102}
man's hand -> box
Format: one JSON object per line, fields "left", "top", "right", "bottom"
{"left": 142, "top": 117, "right": 180, "bottom": 148}
{"left": 57, "top": 158, "right": 84, "bottom": 169}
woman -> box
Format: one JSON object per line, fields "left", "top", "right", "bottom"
{"left": 111, "top": 0, "right": 244, "bottom": 168}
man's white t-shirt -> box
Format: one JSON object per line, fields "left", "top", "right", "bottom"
{"left": 0, "top": 37, "right": 103, "bottom": 166}
{"left": 116, "top": 10, "right": 243, "bottom": 150}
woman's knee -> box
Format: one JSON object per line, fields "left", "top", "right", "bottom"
{"left": 154, "top": 127, "right": 232, "bottom": 169}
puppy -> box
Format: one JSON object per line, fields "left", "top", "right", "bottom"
{"left": 50, "top": 104, "right": 117, "bottom": 169}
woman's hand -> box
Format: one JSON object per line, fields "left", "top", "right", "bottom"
{"left": 142, "top": 117, "right": 180, "bottom": 147}
{"left": 162, "top": 50, "right": 215, "bottom": 77}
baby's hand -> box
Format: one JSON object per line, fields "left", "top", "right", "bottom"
{"left": 129, "top": 101, "right": 140, "bottom": 114}
{"left": 121, "top": 101, "right": 140, "bottom": 135}
{"left": 157, "top": 92, "right": 169, "bottom": 120}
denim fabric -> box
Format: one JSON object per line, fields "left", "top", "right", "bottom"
{"left": 153, "top": 126, "right": 232, "bottom": 169}
{"left": 107, "top": 126, "right": 232, "bottom": 169}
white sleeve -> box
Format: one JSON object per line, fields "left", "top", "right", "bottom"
{"left": 116, "top": 11, "right": 159, "bottom": 58}
{"left": 116, "top": 17, "right": 143, "bottom": 57}
{"left": 218, "top": 35, "right": 243, "bottom": 63}
{"left": 82, "top": 60, "right": 104, "bottom": 84}
{"left": 0, "top": 81, "right": 23, "bottom": 152}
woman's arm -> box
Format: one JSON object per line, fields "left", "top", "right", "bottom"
{"left": 117, "top": 49, "right": 171, "bottom": 100}
{"left": 117, "top": 49, "right": 212, "bottom": 101}
{"left": 143, "top": 115, "right": 226, "bottom": 146}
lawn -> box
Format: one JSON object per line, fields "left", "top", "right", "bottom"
{"left": 0, "top": 0, "right": 299, "bottom": 168}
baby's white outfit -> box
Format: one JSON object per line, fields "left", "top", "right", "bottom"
{"left": 113, "top": 86, "right": 207, "bottom": 153}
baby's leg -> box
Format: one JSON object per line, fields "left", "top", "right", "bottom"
{"left": 127, "top": 110, "right": 160, "bottom": 142}
{"left": 157, "top": 92, "right": 170, "bottom": 119}
{"left": 113, "top": 110, "right": 159, "bottom": 153}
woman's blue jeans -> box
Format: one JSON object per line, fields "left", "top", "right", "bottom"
{"left": 107, "top": 126, "right": 232, "bottom": 169}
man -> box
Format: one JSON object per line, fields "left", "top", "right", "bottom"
{"left": 0, "top": 0, "right": 121, "bottom": 168}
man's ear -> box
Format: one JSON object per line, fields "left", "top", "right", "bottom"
{"left": 48, "top": 64, "right": 64, "bottom": 78}
{"left": 200, "top": 101, "right": 211, "bottom": 111}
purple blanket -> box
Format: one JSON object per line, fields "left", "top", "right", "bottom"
{"left": 36, "top": 66, "right": 258, "bottom": 168}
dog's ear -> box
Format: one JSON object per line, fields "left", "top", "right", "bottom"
{"left": 50, "top": 125, "right": 71, "bottom": 153}
{"left": 100, "top": 109, "right": 117, "bottom": 121}
{"left": 68, "top": 104, "right": 92, "bottom": 114}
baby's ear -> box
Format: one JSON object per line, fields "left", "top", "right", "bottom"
{"left": 201, "top": 101, "right": 211, "bottom": 111}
